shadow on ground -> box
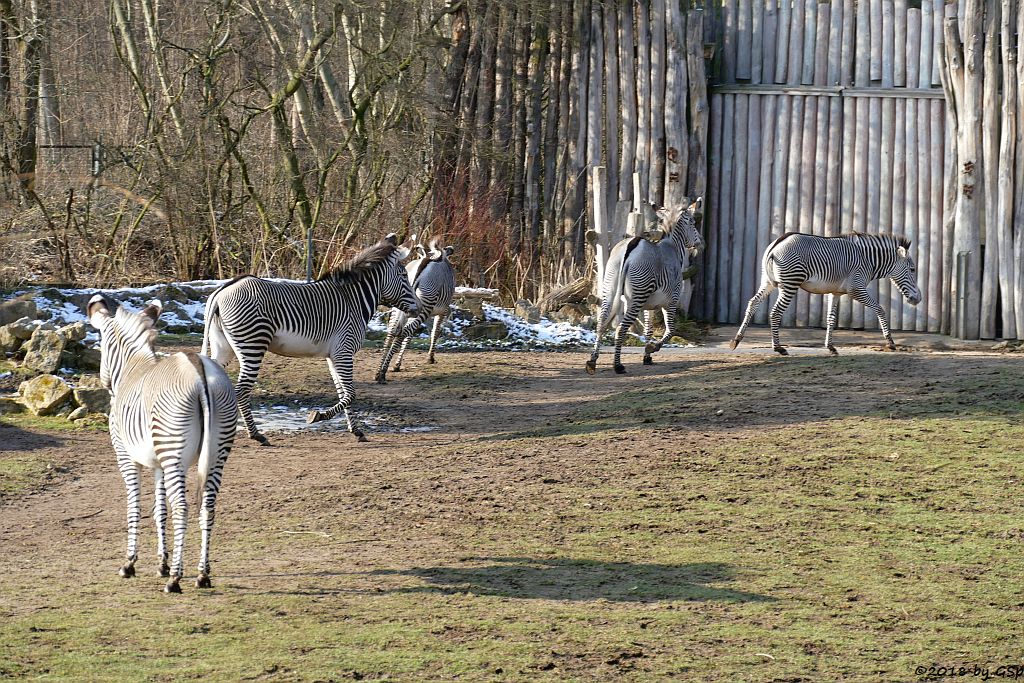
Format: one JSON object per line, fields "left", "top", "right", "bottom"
{"left": 0, "top": 422, "right": 64, "bottom": 452}
{"left": 368, "top": 556, "right": 774, "bottom": 603}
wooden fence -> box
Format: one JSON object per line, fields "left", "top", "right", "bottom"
{"left": 694, "top": 0, "right": 958, "bottom": 334}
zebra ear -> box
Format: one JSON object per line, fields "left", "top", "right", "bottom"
{"left": 384, "top": 233, "right": 399, "bottom": 246}
{"left": 444, "top": 245, "right": 455, "bottom": 257}
{"left": 690, "top": 196, "right": 704, "bottom": 213}
{"left": 86, "top": 294, "right": 111, "bottom": 329}
{"left": 897, "top": 246, "right": 908, "bottom": 259}
{"left": 141, "top": 299, "right": 162, "bottom": 323}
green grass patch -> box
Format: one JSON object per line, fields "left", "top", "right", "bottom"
{"left": 0, "top": 453, "right": 62, "bottom": 498}
{"left": 2, "top": 352, "right": 1023, "bottom": 680}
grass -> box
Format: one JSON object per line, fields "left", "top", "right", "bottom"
{"left": 1, "top": 352, "right": 1022, "bottom": 680}
{"left": 0, "top": 453, "right": 66, "bottom": 499}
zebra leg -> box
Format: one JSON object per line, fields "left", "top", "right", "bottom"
{"left": 309, "top": 353, "right": 367, "bottom": 442}
{"left": 769, "top": 286, "right": 798, "bottom": 355}
{"left": 642, "top": 310, "right": 656, "bottom": 365}
{"left": 732, "top": 283, "right": 776, "bottom": 350}
{"left": 393, "top": 336, "right": 412, "bottom": 371}
{"left": 195, "top": 449, "right": 227, "bottom": 589}
{"left": 234, "top": 350, "right": 270, "bottom": 446}
{"left": 851, "top": 287, "right": 897, "bottom": 350}
{"left": 824, "top": 293, "right": 841, "bottom": 356}
{"left": 426, "top": 315, "right": 443, "bottom": 364}
{"left": 117, "top": 454, "right": 140, "bottom": 579}
{"left": 152, "top": 469, "right": 170, "bottom": 577}
{"left": 612, "top": 308, "right": 641, "bottom": 374}
{"left": 374, "top": 332, "right": 399, "bottom": 384}
{"left": 161, "top": 461, "right": 188, "bottom": 594}
{"left": 644, "top": 307, "right": 677, "bottom": 363}
{"left": 586, "top": 298, "right": 616, "bottom": 374}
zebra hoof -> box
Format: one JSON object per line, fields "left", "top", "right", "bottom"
{"left": 306, "top": 410, "right": 324, "bottom": 424}
{"left": 353, "top": 429, "right": 368, "bottom": 443}
{"left": 613, "top": 363, "right": 627, "bottom": 374}
{"left": 426, "top": 356, "right": 436, "bottom": 365}
{"left": 827, "top": 346, "right": 839, "bottom": 357}
{"left": 164, "top": 579, "right": 182, "bottom": 594}
{"left": 729, "top": 337, "right": 742, "bottom": 350}
{"left": 643, "top": 342, "right": 658, "bottom": 355}
{"left": 393, "top": 365, "right": 403, "bottom": 372}
{"left": 885, "top": 342, "right": 897, "bottom": 351}
{"left": 374, "top": 373, "right": 387, "bottom": 384}
{"left": 252, "top": 432, "right": 270, "bottom": 447}
{"left": 773, "top": 346, "right": 789, "bottom": 356}
{"left": 195, "top": 574, "right": 212, "bottom": 589}
{"left": 158, "top": 562, "right": 170, "bottom": 578}
{"left": 642, "top": 355, "right": 654, "bottom": 366}
{"left": 584, "top": 360, "right": 597, "bottom": 375}
{"left": 119, "top": 564, "right": 136, "bottom": 579}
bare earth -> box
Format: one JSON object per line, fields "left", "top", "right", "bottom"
{"left": 2, "top": 332, "right": 1023, "bottom": 680}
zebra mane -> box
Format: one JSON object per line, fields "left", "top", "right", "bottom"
{"left": 846, "top": 231, "right": 912, "bottom": 249}
{"left": 320, "top": 239, "right": 398, "bottom": 285}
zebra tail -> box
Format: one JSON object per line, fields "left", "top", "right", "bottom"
{"left": 200, "top": 292, "right": 219, "bottom": 357}
{"left": 190, "top": 354, "right": 215, "bottom": 513}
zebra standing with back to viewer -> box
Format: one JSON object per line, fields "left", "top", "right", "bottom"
{"left": 375, "top": 240, "right": 456, "bottom": 384}
{"left": 730, "top": 232, "right": 922, "bottom": 355}
{"left": 586, "top": 198, "right": 705, "bottom": 375}
{"left": 88, "top": 296, "right": 237, "bottom": 593}
{"left": 201, "top": 234, "right": 417, "bottom": 445}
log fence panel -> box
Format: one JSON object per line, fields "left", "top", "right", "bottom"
{"left": 705, "top": 0, "right": 960, "bottom": 334}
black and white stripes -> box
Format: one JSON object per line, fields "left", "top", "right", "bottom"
{"left": 375, "top": 242, "right": 456, "bottom": 383}
{"left": 586, "top": 198, "right": 705, "bottom": 374}
{"left": 88, "top": 295, "right": 237, "bottom": 593}
{"left": 731, "top": 232, "right": 922, "bottom": 355}
{"left": 201, "top": 233, "right": 418, "bottom": 444}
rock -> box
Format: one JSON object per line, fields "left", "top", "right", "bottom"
{"left": 8, "top": 317, "right": 38, "bottom": 341}
{"left": 76, "top": 345, "right": 102, "bottom": 371}
{"left": 0, "top": 325, "right": 22, "bottom": 354}
{"left": 68, "top": 406, "right": 88, "bottom": 421}
{"left": 0, "top": 294, "right": 36, "bottom": 326}
{"left": 457, "top": 297, "right": 486, "bottom": 319}
{"left": 22, "top": 328, "right": 67, "bottom": 374}
{"left": 0, "top": 396, "right": 25, "bottom": 415}
{"left": 461, "top": 321, "right": 509, "bottom": 340}
{"left": 73, "top": 386, "right": 110, "bottom": 414}
{"left": 556, "top": 303, "right": 591, "bottom": 326}
{"left": 19, "top": 374, "right": 73, "bottom": 416}
{"left": 76, "top": 374, "right": 105, "bottom": 389}
{"left": 579, "top": 315, "right": 597, "bottom": 330}
{"left": 58, "top": 321, "right": 87, "bottom": 342}
{"left": 515, "top": 299, "right": 541, "bottom": 324}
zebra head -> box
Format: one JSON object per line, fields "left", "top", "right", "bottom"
{"left": 86, "top": 295, "right": 161, "bottom": 394}
{"left": 889, "top": 237, "right": 922, "bottom": 305}
{"left": 379, "top": 233, "right": 419, "bottom": 316}
{"left": 657, "top": 197, "right": 705, "bottom": 257}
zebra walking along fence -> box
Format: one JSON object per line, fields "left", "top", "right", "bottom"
{"left": 693, "top": 0, "right": 1017, "bottom": 340}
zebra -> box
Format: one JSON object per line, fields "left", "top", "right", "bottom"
{"left": 585, "top": 198, "right": 705, "bottom": 375}
{"left": 201, "top": 233, "right": 417, "bottom": 445}
{"left": 374, "top": 241, "right": 456, "bottom": 384}
{"left": 730, "top": 232, "right": 922, "bottom": 355}
{"left": 87, "top": 295, "right": 237, "bottom": 593}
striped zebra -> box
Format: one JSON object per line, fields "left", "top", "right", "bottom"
{"left": 731, "top": 232, "right": 922, "bottom": 355}
{"left": 374, "top": 241, "right": 456, "bottom": 384}
{"left": 87, "top": 296, "right": 237, "bottom": 593}
{"left": 586, "top": 198, "right": 705, "bottom": 375}
{"left": 201, "top": 234, "right": 417, "bottom": 445}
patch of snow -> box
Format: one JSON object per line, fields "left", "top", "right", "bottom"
{"left": 18, "top": 280, "right": 605, "bottom": 350}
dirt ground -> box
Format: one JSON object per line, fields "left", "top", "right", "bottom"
{"left": 2, "top": 333, "right": 1024, "bottom": 680}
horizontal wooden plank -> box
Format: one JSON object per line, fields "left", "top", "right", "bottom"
{"left": 710, "top": 84, "right": 945, "bottom": 99}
